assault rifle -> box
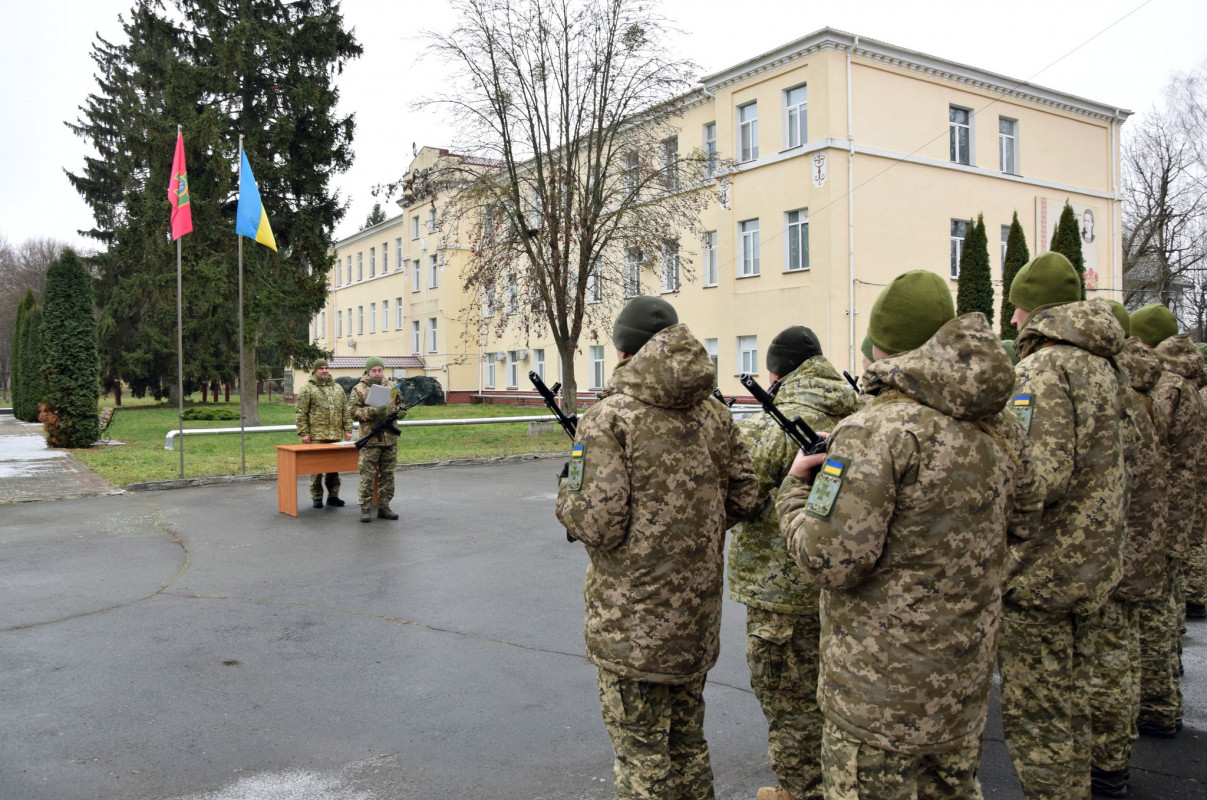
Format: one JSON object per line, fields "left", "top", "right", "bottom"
{"left": 739, "top": 373, "right": 828, "bottom": 456}
{"left": 354, "top": 393, "right": 429, "bottom": 450}
{"left": 842, "top": 370, "right": 860, "bottom": 392}
{"left": 712, "top": 388, "right": 735, "bottom": 407}
{"left": 529, "top": 371, "right": 578, "bottom": 543}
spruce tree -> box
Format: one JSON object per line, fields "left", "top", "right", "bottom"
{"left": 11, "top": 289, "right": 36, "bottom": 420}
{"left": 1050, "top": 201, "right": 1086, "bottom": 300}
{"left": 40, "top": 250, "right": 101, "bottom": 448}
{"left": 1000, "top": 212, "right": 1030, "bottom": 338}
{"left": 956, "top": 214, "right": 993, "bottom": 321}
{"left": 16, "top": 307, "right": 45, "bottom": 423}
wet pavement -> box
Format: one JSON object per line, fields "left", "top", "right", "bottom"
{"left": 0, "top": 415, "right": 121, "bottom": 503}
{"left": 0, "top": 414, "right": 1204, "bottom": 799}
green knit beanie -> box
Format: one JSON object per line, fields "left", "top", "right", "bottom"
{"left": 365, "top": 356, "right": 385, "bottom": 373}
{"left": 612, "top": 296, "right": 678, "bottom": 354}
{"left": 1008, "top": 252, "right": 1080, "bottom": 312}
{"left": 860, "top": 335, "right": 874, "bottom": 362}
{"left": 1105, "top": 300, "right": 1130, "bottom": 337}
{"left": 1130, "top": 304, "right": 1179, "bottom": 347}
{"left": 312, "top": 358, "right": 329, "bottom": 372}
{"left": 1002, "top": 340, "right": 1019, "bottom": 365}
{"left": 868, "top": 270, "right": 955, "bottom": 355}
{"left": 766, "top": 326, "right": 822, "bottom": 377}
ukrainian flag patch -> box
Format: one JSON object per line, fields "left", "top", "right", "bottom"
{"left": 567, "top": 442, "right": 586, "bottom": 491}
{"left": 806, "top": 458, "right": 846, "bottom": 518}
{"left": 1011, "top": 394, "right": 1033, "bottom": 433}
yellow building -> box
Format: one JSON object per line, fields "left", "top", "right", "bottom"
{"left": 305, "top": 27, "right": 1128, "bottom": 401}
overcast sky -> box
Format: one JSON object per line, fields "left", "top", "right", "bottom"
{"left": 2, "top": 0, "right": 1204, "bottom": 255}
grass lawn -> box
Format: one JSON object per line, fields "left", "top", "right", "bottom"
{"left": 71, "top": 397, "right": 571, "bottom": 487}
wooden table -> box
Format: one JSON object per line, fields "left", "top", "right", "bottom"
{"left": 275, "top": 443, "right": 361, "bottom": 516}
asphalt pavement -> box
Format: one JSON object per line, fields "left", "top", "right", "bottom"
{"left": 0, "top": 412, "right": 1204, "bottom": 799}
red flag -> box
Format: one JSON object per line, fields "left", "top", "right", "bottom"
{"left": 168, "top": 131, "right": 193, "bottom": 240}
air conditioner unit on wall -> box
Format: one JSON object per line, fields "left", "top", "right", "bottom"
{"left": 515, "top": 349, "right": 529, "bottom": 361}
{"left": 347, "top": 338, "right": 356, "bottom": 349}
{"left": 495, "top": 352, "right": 508, "bottom": 362}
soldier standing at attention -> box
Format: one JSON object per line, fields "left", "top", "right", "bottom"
{"left": 998, "top": 252, "right": 1126, "bottom": 800}
{"left": 1190, "top": 341, "right": 1207, "bottom": 621}
{"left": 556, "top": 296, "right": 757, "bottom": 800}
{"left": 726, "top": 326, "right": 858, "bottom": 800}
{"left": 776, "top": 270, "right": 1034, "bottom": 799}
{"left": 294, "top": 358, "right": 352, "bottom": 509}
{"left": 349, "top": 356, "right": 407, "bottom": 524}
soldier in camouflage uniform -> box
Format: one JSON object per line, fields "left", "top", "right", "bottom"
{"left": 294, "top": 359, "right": 353, "bottom": 508}
{"left": 998, "top": 253, "right": 1126, "bottom": 800}
{"left": 776, "top": 270, "right": 1035, "bottom": 799}
{"left": 349, "top": 356, "right": 408, "bottom": 523}
{"left": 1086, "top": 304, "right": 1169, "bottom": 797}
{"left": 1129, "top": 305, "right": 1207, "bottom": 737}
{"left": 1190, "top": 341, "right": 1207, "bottom": 620}
{"left": 556, "top": 296, "right": 758, "bottom": 800}
{"left": 727, "top": 326, "right": 858, "bottom": 800}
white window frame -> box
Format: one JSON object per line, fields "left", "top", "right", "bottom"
{"left": 702, "top": 231, "right": 717, "bottom": 287}
{"left": 357, "top": 306, "right": 364, "bottom": 335}
{"left": 587, "top": 266, "right": 602, "bottom": 304}
{"left": 660, "top": 241, "right": 679, "bottom": 293}
{"left": 950, "top": 106, "right": 972, "bottom": 166}
{"left": 382, "top": 243, "right": 389, "bottom": 273}
{"left": 507, "top": 351, "right": 520, "bottom": 388}
{"left": 784, "top": 84, "right": 807, "bottom": 149}
{"left": 738, "top": 102, "right": 759, "bottom": 162}
{"left": 427, "top": 207, "right": 437, "bottom": 233}
{"left": 483, "top": 288, "right": 496, "bottom": 318}
{"left": 999, "top": 116, "right": 1018, "bottom": 175}
{"left": 345, "top": 255, "right": 352, "bottom": 285}
{"left": 357, "top": 252, "right": 363, "bottom": 281}
{"left": 428, "top": 317, "right": 438, "bottom": 353}
{"left": 660, "top": 136, "right": 678, "bottom": 192}
{"left": 506, "top": 275, "right": 519, "bottom": 314}
{"left": 1001, "top": 225, "right": 1010, "bottom": 267}
{"left": 738, "top": 335, "right": 758, "bottom": 375}
{"left": 395, "top": 238, "right": 403, "bottom": 270}
{"left": 485, "top": 357, "right": 496, "bottom": 389}
{"left": 704, "top": 338, "right": 719, "bottom": 374}
{"left": 369, "top": 302, "right": 376, "bottom": 333}
{"left": 411, "top": 215, "right": 420, "bottom": 239}
{"left": 429, "top": 254, "right": 439, "bottom": 289}
{"left": 951, "top": 219, "right": 970, "bottom": 279}
{"left": 624, "top": 248, "right": 641, "bottom": 298}
{"left": 395, "top": 297, "right": 403, "bottom": 329}
{"left": 622, "top": 151, "right": 640, "bottom": 196}
{"left": 381, "top": 299, "right": 388, "bottom": 331}
{"left": 534, "top": 349, "right": 546, "bottom": 381}
{"left": 369, "top": 248, "right": 376, "bottom": 277}
{"left": 738, "top": 219, "right": 760, "bottom": 277}
{"left": 336, "top": 310, "right": 343, "bottom": 338}
{"left": 785, "top": 209, "right": 809, "bottom": 272}
{"left": 320, "top": 311, "right": 325, "bottom": 339}
{"left": 703, "top": 122, "right": 717, "bottom": 178}
{"left": 411, "top": 320, "right": 420, "bottom": 354}
{"left": 590, "top": 345, "right": 606, "bottom": 389}
{"left": 411, "top": 259, "right": 420, "bottom": 292}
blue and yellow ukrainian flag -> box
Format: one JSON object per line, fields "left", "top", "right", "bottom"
{"left": 236, "top": 150, "right": 277, "bottom": 251}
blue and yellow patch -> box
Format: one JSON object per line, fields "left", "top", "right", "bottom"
{"left": 806, "top": 458, "right": 846, "bottom": 518}
{"left": 567, "top": 442, "right": 586, "bottom": 492}
{"left": 1011, "top": 394, "right": 1033, "bottom": 434}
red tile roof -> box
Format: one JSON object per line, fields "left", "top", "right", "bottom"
{"left": 328, "top": 356, "right": 425, "bottom": 369}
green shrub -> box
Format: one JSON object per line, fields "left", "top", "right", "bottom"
{"left": 182, "top": 407, "right": 240, "bottom": 421}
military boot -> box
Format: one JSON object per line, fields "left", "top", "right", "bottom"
{"left": 326, "top": 496, "right": 346, "bottom": 507}
{"left": 312, "top": 499, "right": 323, "bottom": 509}
{"left": 377, "top": 506, "right": 399, "bottom": 520}
{"left": 1090, "top": 766, "right": 1129, "bottom": 798}
{"left": 360, "top": 506, "right": 372, "bottom": 523}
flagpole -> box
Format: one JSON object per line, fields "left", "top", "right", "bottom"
{"left": 238, "top": 134, "right": 247, "bottom": 475}
{"left": 176, "top": 125, "right": 185, "bottom": 480}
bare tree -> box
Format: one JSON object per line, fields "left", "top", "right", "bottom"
{"left": 0, "top": 236, "right": 68, "bottom": 392}
{"left": 400, "top": 0, "right": 726, "bottom": 411}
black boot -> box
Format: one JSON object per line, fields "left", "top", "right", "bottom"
{"left": 1090, "top": 766, "right": 1128, "bottom": 797}
{"left": 312, "top": 499, "right": 323, "bottom": 509}
{"left": 1187, "top": 602, "right": 1206, "bottom": 619}
{"left": 326, "top": 496, "right": 346, "bottom": 507}
{"left": 1137, "top": 719, "right": 1177, "bottom": 738}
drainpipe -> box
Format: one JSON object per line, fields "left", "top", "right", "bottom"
{"left": 847, "top": 37, "right": 858, "bottom": 373}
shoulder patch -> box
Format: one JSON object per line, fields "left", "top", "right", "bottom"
{"left": 805, "top": 458, "right": 846, "bottom": 518}
{"left": 1011, "top": 394, "right": 1033, "bottom": 433}
{"left": 567, "top": 442, "right": 586, "bottom": 492}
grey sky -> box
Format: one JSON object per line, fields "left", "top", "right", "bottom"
{"left": 1, "top": 0, "right": 1204, "bottom": 253}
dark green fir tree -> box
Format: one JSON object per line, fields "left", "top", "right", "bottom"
{"left": 1050, "top": 201, "right": 1086, "bottom": 300}
{"left": 39, "top": 250, "right": 101, "bottom": 448}
{"left": 999, "top": 211, "right": 1030, "bottom": 339}
{"left": 16, "top": 306, "right": 45, "bottom": 423}
{"left": 956, "top": 214, "right": 993, "bottom": 321}
{"left": 10, "top": 288, "right": 37, "bottom": 421}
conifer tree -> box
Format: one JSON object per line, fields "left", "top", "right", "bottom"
{"left": 956, "top": 214, "right": 993, "bottom": 321}
{"left": 1000, "top": 211, "right": 1030, "bottom": 338}
{"left": 11, "top": 289, "right": 36, "bottom": 420}
{"left": 40, "top": 250, "right": 101, "bottom": 448}
{"left": 1050, "top": 201, "right": 1086, "bottom": 299}
{"left": 16, "top": 307, "right": 45, "bottom": 423}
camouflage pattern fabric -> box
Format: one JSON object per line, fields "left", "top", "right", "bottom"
{"left": 597, "top": 669, "right": 713, "bottom": 800}
{"left": 1187, "top": 374, "right": 1207, "bottom": 604}
{"left": 295, "top": 373, "right": 352, "bottom": 501}
{"left": 745, "top": 607, "right": 822, "bottom": 800}
{"left": 1087, "top": 599, "right": 1140, "bottom": 772}
{"left": 557, "top": 323, "right": 757, "bottom": 684}
{"left": 1137, "top": 565, "right": 1179, "bottom": 728}
{"left": 349, "top": 375, "right": 408, "bottom": 506}
{"left": 309, "top": 471, "right": 341, "bottom": 503}
{"left": 820, "top": 719, "right": 984, "bottom": 800}
{"left": 999, "top": 605, "right": 1097, "bottom": 800}
{"left": 348, "top": 375, "right": 409, "bottom": 449}
{"left": 776, "top": 313, "right": 1035, "bottom": 756}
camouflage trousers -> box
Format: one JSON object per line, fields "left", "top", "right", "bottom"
{"left": 1139, "top": 559, "right": 1184, "bottom": 727}
{"left": 745, "top": 606, "right": 822, "bottom": 800}
{"left": 596, "top": 668, "right": 714, "bottom": 800}
{"left": 999, "top": 604, "right": 1098, "bottom": 800}
{"left": 1187, "top": 535, "right": 1207, "bottom": 605}
{"left": 820, "top": 718, "right": 983, "bottom": 800}
{"left": 357, "top": 444, "right": 397, "bottom": 507}
{"left": 308, "top": 439, "right": 343, "bottom": 501}
{"left": 1086, "top": 598, "right": 1139, "bottom": 771}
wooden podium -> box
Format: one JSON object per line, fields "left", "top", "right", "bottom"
{"left": 275, "top": 443, "right": 361, "bottom": 516}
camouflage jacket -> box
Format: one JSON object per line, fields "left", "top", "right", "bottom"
{"left": 348, "top": 375, "right": 408, "bottom": 448}
{"left": 727, "top": 356, "right": 859, "bottom": 614}
{"left": 1150, "top": 334, "right": 1207, "bottom": 559}
{"left": 556, "top": 323, "right": 758, "bottom": 684}
{"left": 775, "top": 313, "right": 1035, "bottom": 754}
{"left": 1007, "top": 299, "right": 1126, "bottom": 615}
{"left": 1113, "top": 338, "right": 1169, "bottom": 602}
{"left": 295, "top": 374, "right": 351, "bottom": 442}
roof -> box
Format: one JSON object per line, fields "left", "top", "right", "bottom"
{"left": 328, "top": 356, "right": 425, "bottom": 370}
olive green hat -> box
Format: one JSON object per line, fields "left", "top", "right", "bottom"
{"left": 860, "top": 335, "right": 874, "bottom": 362}
{"left": 612, "top": 296, "right": 678, "bottom": 354}
{"left": 766, "top": 326, "right": 822, "bottom": 377}
{"left": 1105, "top": 300, "right": 1130, "bottom": 337}
{"left": 365, "top": 356, "right": 385, "bottom": 372}
{"left": 868, "top": 270, "right": 955, "bottom": 355}
{"left": 1008, "top": 252, "right": 1081, "bottom": 312}
{"left": 312, "top": 358, "right": 329, "bottom": 372}
{"left": 1130, "top": 304, "right": 1179, "bottom": 347}
{"left": 1002, "top": 340, "right": 1019, "bottom": 365}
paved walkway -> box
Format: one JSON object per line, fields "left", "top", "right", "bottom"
{"left": 0, "top": 414, "right": 121, "bottom": 503}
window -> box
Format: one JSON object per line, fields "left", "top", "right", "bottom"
{"left": 786, "top": 209, "right": 809, "bottom": 272}
{"left": 624, "top": 248, "right": 641, "bottom": 297}
{"left": 999, "top": 117, "right": 1018, "bottom": 174}
{"left": 506, "top": 275, "right": 519, "bottom": 314}
{"left": 623, "top": 151, "right": 640, "bottom": 195}
{"left": 590, "top": 345, "right": 606, "bottom": 388}
{"left": 739, "top": 219, "right": 760, "bottom": 277}
{"left": 427, "top": 207, "right": 437, "bottom": 233}
{"left": 702, "top": 231, "right": 717, "bottom": 287}
{"left": 396, "top": 238, "right": 403, "bottom": 270}
{"left": 785, "top": 84, "right": 807, "bottom": 149}
{"left": 395, "top": 297, "right": 402, "bottom": 329}
{"left": 703, "top": 122, "right": 717, "bottom": 177}
{"left": 738, "top": 336, "right": 758, "bottom": 375}
{"left": 660, "top": 136, "right": 678, "bottom": 191}
{"left": 507, "top": 351, "right": 520, "bottom": 388}
{"left": 483, "top": 288, "right": 495, "bottom": 318}
{"left": 950, "top": 219, "right": 970, "bottom": 278}
{"left": 357, "top": 252, "right": 363, "bottom": 281}
{"left": 320, "top": 311, "right": 325, "bottom": 338}
{"left": 429, "top": 255, "right": 439, "bottom": 289}
{"left": 357, "top": 305, "right": 364, "bottom": 335}
{"left": 411, "top": 260, "right": 420, "bottom": 292}
{"left": 381, "top": 299, "right": 388, "bottom": 331}
{"left": 485, "top": 357, "right": 496, "bottom": 388}
{"left": 346, "top": 307, "right": 351, "bottom": 337}
{"left": 587, "top": 267, "right": 602, "bottom": 304}
{"left": 411, "top": 320, "right": 420, "bottom": 353}
{"left": 428, "top": 317, "right": 438, "bottom": 352}
{"left": 534, "top": 349, "right": 546, "bottom": 381}
{"left": 369, "top": 248, "right": 376, "bottom": 277}
{"left": 369, "top": 302, "right": 376, "bottom": 333}
{"left": 1001, "top": 225, "right": 1010, "bottom": 267}
{"left": 336, "top": 310, "right": 343, "bottom": 338}
{"left": 411, "top": 215, "right": 420, "bottom": 239}
{"left": 660, "top": 241, "right": 679, "bottom": 293}
{"left": 949, "top": 106, "right": 971, "bottom": 165}
{"left": 704, "top": 338, "right": 719, "bottom": 374}
{"left": 345, "top": 255, "right": 352, "bottom": 285}
{"left": 738, "top": 102, "right": 759, "bottom": 162}
{"left": 382, "top": 243, "right": 389, "bottom": 273}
